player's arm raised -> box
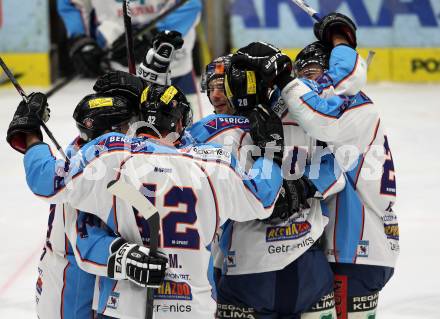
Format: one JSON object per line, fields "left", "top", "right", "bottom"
{"left": 314, "top": 13, "right": 367, "bottom": 95}
{"left": 230, "top": 41, "right": 377, "bottom": 149}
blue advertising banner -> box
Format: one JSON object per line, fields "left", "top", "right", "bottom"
{"left": 231, "top": 0, "right": 440, "bottom": 48}
{"left": 0, "top": 0, "right": 50, "bottom": 52}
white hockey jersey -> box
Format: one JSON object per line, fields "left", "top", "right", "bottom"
{"left": 281, "top": 45, "right": 399, "bottom": 268}
{"left": 24, "top": 133, "right": 282, "bottom": 319}
{"left": 188, "top": 112, "right": 346, "bottom": 275}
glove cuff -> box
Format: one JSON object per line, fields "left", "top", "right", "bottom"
{"left": 107, "top": 238, "right": 129, "bottom": 280}
{"left": 7, "top": 129, "right": 43, "bottom": 154}
{"left": 138, "top": 63, "right": 171, "bottom": 86}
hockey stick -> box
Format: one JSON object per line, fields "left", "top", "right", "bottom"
{"left": 122, "top": 0, "right": 136, "bottom": 74}
{"left": 108, "top": 0, "right": 189, "bottom": 57}
{"left": 290, "top": 0, "right": 322, "bottom": 21}
{"left": 0, "top": 71, "right": 23, "bottom": 86}
{"left": 107, "top": 178, "right": 160, "bottom": 319}
{"left": 289, "top": 0, "right": 375, "bottom": 68}
{"left": 0, "top": 56, "right": 69, "bottom": 161}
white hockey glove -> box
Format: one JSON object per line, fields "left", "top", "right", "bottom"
{"left": 107, "top": 238, "right": 168, "bottom": 288}
{"left": 137, "top": 30, "right": 184, "bottom": 86}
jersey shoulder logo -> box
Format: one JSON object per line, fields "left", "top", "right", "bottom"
{"left": 203, "top": 116, "right": 250, "bottom": 134}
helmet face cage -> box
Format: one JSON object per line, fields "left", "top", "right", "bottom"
{"left": 294, "top": 41, "right": 330, "bottom": 77}
{"left": 73, "top": 93, "right": 136, "bottom": 141}
{"left": 201, "top": 55, "right": 231, "bottom": 94}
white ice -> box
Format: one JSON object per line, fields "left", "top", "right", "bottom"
{"left": 0, "top": 80, "right": 439, "bottom": 318}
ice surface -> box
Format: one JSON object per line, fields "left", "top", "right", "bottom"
{"left": 0, "top": 81, "right": 439, "bottom": 318}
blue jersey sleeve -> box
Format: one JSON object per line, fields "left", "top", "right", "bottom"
{"left": 156, "top": 0, "right": 202, "bottom": 36}
{"left": 24, "top": 143, "right": 66, "bottom": 197}
{"left": 73, "top": 211, "right": 116, "bottom": 273}
{"left": 241, "top": 157, "right": 282, "bottom": 209}
{"left": 317, "top": 44, "right": 367, "bottom": 96}
{"left": 56, "top": 0, "right": 88, "bottom": 37}
{"left": 305, "top": 152, "right": 345, "bottom": 199}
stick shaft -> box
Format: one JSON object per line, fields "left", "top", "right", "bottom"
{"left": 0, "top": 57, "right": 28, "bottom": 102}
{"left": 290, "top": 0, "right": 322, "bottom": 21}
{"left": 0, "top": 56, "right": 69, "bottom": 161}
{"left": 109, "top": 0, "right": 190, "bottom": 55}
{"left": 123, "top": 0, "right": 136, "bottom": 74}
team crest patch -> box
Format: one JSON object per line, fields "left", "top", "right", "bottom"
{"left": 266, "top": 221, "right": 311, "bottom": 242}
{"left": 203, "top": 117, "right": 250, "bottom": 134}
{"left": 204, "top": 119, "right": 218, "bottom": 131}
{"left": 357, "top": 240, "right": 369, "bottom": 257}
{"left": 154, "top": 280, "right": 193, "bottom": 301}
{"left": 107, "top": 292, "right": 120, "bottom": 309}
{"left": 83, "top": 117, "right": 94, "bottom": 129}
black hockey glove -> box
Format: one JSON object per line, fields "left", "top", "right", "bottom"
{"left": 138, "top": 30, "right": 184, "bottom": 85}
{"left": 314, "top": 12, "right": 357, "bottom": 48}
{"left": 231, "top": 41, "right": 294, "bottom": 90}
{"left": 68, "top": 36, "right": 110, "bottom": 78}
{"left": 264, "top": 177, "right": 317, "bottom": 224}
{"left": 93, "top": 70, "right": 147, "bottom": 103}
{"left": 6, "top": 92, "right": 50, "bottom": 153}
{"left": 248, "top": 105, "right": 284, "bottom": 167}
{"left": 108, "top": 238, "right": 168, "bottom": 288}
{"left": 111, "top": 27, "right": 158, "bottom": 67}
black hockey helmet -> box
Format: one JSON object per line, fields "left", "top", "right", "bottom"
{"left": 224, "top": 63, "right": 271, "bottom": 115}
{"left": 139, "top": 84, "right": 192, "bottom": 134}
{"left": 73, "top": 92, "right": 137, "bottom": 141}
{"left": 294, "top": 41, "right": 331, "bottom": 77}
{"left": 201, "top": 55, "right": 231, "bottom": 95}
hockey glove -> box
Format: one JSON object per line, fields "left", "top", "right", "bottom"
{"left": 93, "top": 70, "right": 147, "bottom": 102}
{"left": 248, "top": 105, "right": 284, "bottom": 167}
{"left": 231, "top": 42, "right": 294, "bottom": 90}
{"left": 138, "top": 30, "right": 184, "bottom": 85}
{"left": 108, "top": 238, "right": 168, "bottom": 288}
{"left": 314, "top": 12, "right": 357, "bottom": 48}
{"left": 264, "top": 177, "right": 317, "bottom": 224}
{"left": 7, "top": 92, "right": 49, "bottom": 153}
{"left": 111, "top": 27, "right": 158, "bottom": 67}
{"left": 68, "top": 36, "right": 110, "bottom": 78}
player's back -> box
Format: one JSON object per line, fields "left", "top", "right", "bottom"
{"left": 68, "top": 134, "right": 280, "bottom": 318}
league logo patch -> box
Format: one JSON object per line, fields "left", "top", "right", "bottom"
{"left": 154, "top": 280, "right": 193, "bottom": 301}
{"left": 384, "top": 223, "right": 399, "bottom": 240}
{"left": 266, "top": 221, "right": 311, "bottom": 242}
{"left": 357, "top": 240, "right": 369, "bottom": 257}
{"left": 107, "top": 292, "right": 120, "bottom": 309}
{"left": 226, "top": 251, "right": 236, "bottom": 268}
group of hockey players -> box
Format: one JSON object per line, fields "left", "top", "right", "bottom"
{"left": 6, "top": 3, "right": 398, "bottom": 318}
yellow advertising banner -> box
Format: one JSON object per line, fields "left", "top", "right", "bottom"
{"left": 0, "top": 53, "right": 51, "bottom": 87}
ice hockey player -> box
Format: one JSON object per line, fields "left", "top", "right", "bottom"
{"left": 5, "top": 29, "right": 183, "bottom": 319}
{"left": 230, "top": 12, "right": 398, "bottom": 318}
{"left": 57, "top": 0, "right": 202, "bottom": 101}
{"left": 190, "top": 54, "right": 343, "bottom": 318}
{"left": 6, "top": 75, "right": 286, "bottom": 318}
{"left": 5, "top": 87, "right": 170, "bottom": 318}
